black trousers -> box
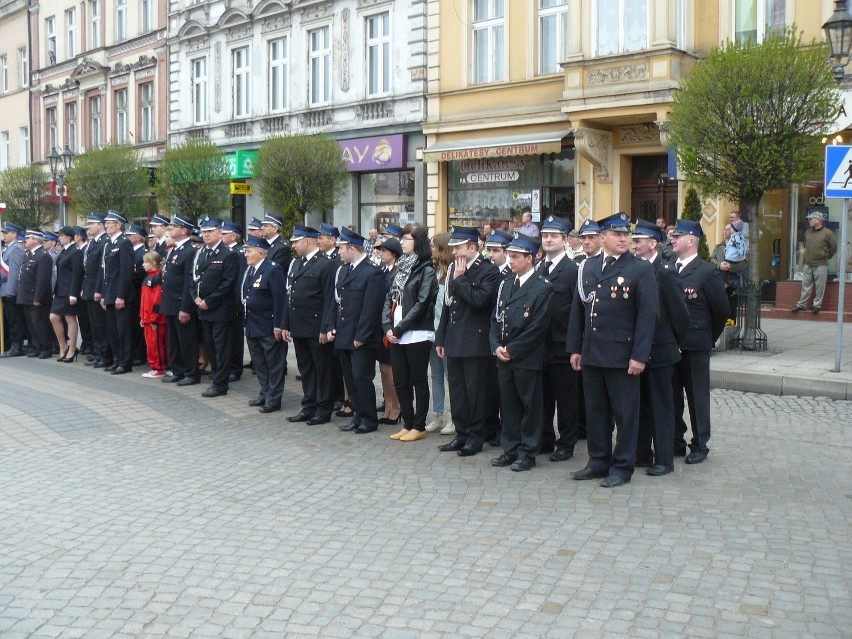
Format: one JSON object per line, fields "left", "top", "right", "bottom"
{"left": 77, "top": 298, "right": 92, "bottom": 350}
{"left": 129, "top": 300, "right": 145, "bottom": 362}
{"left": 201, "top": 319, "right": 231, "bottom": 391}
{"left": 541, "top": 360, "right": 580, "bottom": 453}
{"left": 637, "top": 364, "right": 676, "bottom": 467}
{"left": 330, "top": 347, "right": 345, "bottom": 403}
{"left": 293, "top": 336, "right": 334, "bottom": 419}
{"left": 339, "top": 347, "right": 378, "bottom": 429}
{"left": 446, "top": 355, "right": 497, "bottom": 447}
{"left": 23, "top": 304, "right": 52, "bottom": 353}
{"left": 86, "top": 299, "right": 110, "bottom": 362}
{"left": 389, "top": 340, "right": 432, "bottom": 430}
{"left": 498, "top": 366, "right": 544, "bottom": 460}
{"left": 2, "top": 296, "right": 29, "bottom": 348}
{"left": 673, "top": 350, "right": 712, "bottom": 454}
{"left": 582, "top": 365, "right": 641, "bottom": 480}
{"left": 247, "top": 334, "right": 286, "bottom": 407}
{"left": 166, "top": 313, "right": 199, "bottom": 381}
{"left": 228, "top": 309, "right": 245, "bottom": 378}
{"left": 105, "top": 304, "right": 133, "bottom": 368}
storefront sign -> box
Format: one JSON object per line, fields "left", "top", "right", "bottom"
{"left": 225, "top": 150, "right": 258, "bottom": 179}
{"left": 230, "top": 182, "right": 252, "bottom": 195}
{"left": 339, "top": 134, "right": 405, "bottom": 171}
{"left": 458, "top": 158, "right": 525, "bottom": 184}
{"left": 464, "top": 171, "right": 519, "bottom": 184}
{"left": 425, "top": 142, "right": 560, "bottom": 162}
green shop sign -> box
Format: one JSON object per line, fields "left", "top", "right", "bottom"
{"left": 226, "top": 150, "right": 258, "bottom": 179}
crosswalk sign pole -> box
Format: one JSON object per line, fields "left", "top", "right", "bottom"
{"left": 835, "top": 197, "right": 848, "bottom": 372}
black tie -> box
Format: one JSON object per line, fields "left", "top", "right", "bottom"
{"left": 604, "top": 255, "right": 616, "bottom": 272}
{"left": 300, "top": 256, "right": 308, "bottom": 271}
{"left": 247, "top": 265, "right": 256, "bottom": 280}
{"left": 511, "top": 276, "right": 520, "bottom": 295}
{"left": 676, "top": 262, "right": 683, "bottom": 272}
{"left": 543, "top": 261, "right": 552, "bottom": 276}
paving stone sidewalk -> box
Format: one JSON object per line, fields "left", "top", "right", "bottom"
{"left": 0, "top": 357, "right": 849, "bottom": 638}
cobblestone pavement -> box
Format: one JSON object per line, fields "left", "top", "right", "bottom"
{"left": 0, "top": 357, "right": 849, "bottom": 639}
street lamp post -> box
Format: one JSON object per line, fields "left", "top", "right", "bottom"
{"left": 47, "top": 144, "right": 74, "bottom": 227}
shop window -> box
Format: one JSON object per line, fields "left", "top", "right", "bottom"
{"left": 473, "top": 0, "right": 504, "bottom": 84}
{"left": 539, "top": 0, "right": 568, "bottom": 76}
{"left": 734, "top": 0, "right": 785, "bottom": 44}
{"left": 595, "top": 0, "right": 647, "bottom": 56}
{"left": 359, "top": 170, "right": 415, "bottom": 233}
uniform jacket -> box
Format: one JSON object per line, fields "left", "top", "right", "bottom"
{"left": 647, "top": 258, "right": 689, "bottom": 368}
{"left": 266, "top": 236, "right": 292, "bottom": 273}
{"left": 435, "top": 256, "right": 500, "bottom": 358}
{"left": 677, "top": 257, "right": 729, "bottom": 352}
{"left": 54, "top": 244, "right": 83, "bottom": 299}
{"left": 324, "top": 257, "right": 386, "bottom": 350}
{"left": 0, "top": 242, "right": 25, "bottom": 297}
{"left": 81, "top": 233, "right": 108, "bottom": 301}
{"left": 154, "top": 239, "right": 169, "bottom": 260}
{"left": 283, "top": 250, "right": 336, "bottom": 338}
{"left": 96, "top": 234, "right": 134, "bottom": 304}
{"left": 242, "top": 258, "right": 287, "bottom": 338}
{"left": 132, "top": 244, "right": 147, "bottom": 296}
{"left": 536, "top": 254, "right": 578, "bottom": 363}
{"left": 381, "top": 259, "right": 438, "bottom": 337}
{"left": 16, "top": 246, "right": 54, "bottom": 306}
{"left": 489, "top": 272, "right": 553, "bottom": 371}
{"left": 160, "top": 240, "right": 197, "bottom": 316}
{"left": 192, "top": 242, "right": 238, "bottom": 322}
{"left": 566, "top": 251, "right": 659, "bottom": 367}
{"left": 140, "top": 270, "right": 166, "bottom": 325}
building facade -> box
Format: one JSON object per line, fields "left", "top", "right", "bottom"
{"left": 167, "top": 0, "right": 428, "bottom": 232}
{"left": 0, "top": 0, "right": 32, "bottom": 172}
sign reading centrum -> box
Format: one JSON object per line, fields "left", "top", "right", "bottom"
{"left": 436, "top": 144, "right": 545, "bottom": 162}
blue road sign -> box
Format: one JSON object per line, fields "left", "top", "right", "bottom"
{"left": 825, "top": 145, "right": 852, "bottom": 198}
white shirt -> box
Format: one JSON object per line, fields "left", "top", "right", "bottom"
{"left": 676, "top": 253, "right": 699, "bottom": 271}
{"left": 303, "top": 248, "right": 320, "bottom": 262}
{"left": 515, "top": 268, "right": 535, "bottom": 288}
{"left": 542, "top": 251, "right": 567, "bottom": 271}
{"left": 348, "top": 252, "right": 368, "bottom": 270}
{"left": 601, "top": 251, "right": 622, "bottom": 271}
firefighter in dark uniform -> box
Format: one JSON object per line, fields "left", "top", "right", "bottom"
{"left": 324, "top": 227, "right": 386, "bottom": 434}
{"left": 670, "top": 218, "right": 729, "bottom": 465}
{"left": 1, "top": 221, "right": 28, "bottom": 356}
{"left": 222, "top": 222, "right": 246, "bottom": 382}
{"left": 193, "top": 218, "right": 239, "bottom": 397}
{"left": 489, "top": 233, "right": 553, "bottom": 471}
{"left": 150, "top": 214, "right": 171, "bottom": 259}
{"left": 317, "top": 223, "right": 344, "bottom": 410}
{"left": 261, "top": 213, "right": 292, "bottom": 273}
{"left": 435, "top": 226, "right": 500, "bottom": 457}
{"left": 82, "top": 214, "right": 110, "bottom": 368}
{"left": 160, "top": 214, "right": 200, "bottom": 385}
{"left": 318, "top": 223, "right": 341, "bottom": 261}
{"left": 537, "top": 216, "right": 581, "bottom": 462}
{"left": 96, "top": 211, "right": 135, "bottom": 374}
{"left": 567, "top": 212, "right": 659, "bottom": 488}
{"left": 485, "top": 229, "right": 513, "bottom": 279}
{"left": 283, "top": 225, "right": 337, "bottom": 425}
{"left": 126, "top": 224, "right": 148, "bottom": 366}
{"left": 631, "top": 219, "right": 690, "bottom": 477}
{"left": 17, "top": 229, "right": 54, "bottom": 358}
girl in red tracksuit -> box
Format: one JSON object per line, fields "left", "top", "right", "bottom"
{"left": 139, "top": 251, "right": 169, "bottom": 378}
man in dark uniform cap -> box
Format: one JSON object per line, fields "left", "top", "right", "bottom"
{"left": 485, "top": 229, "right": 513, "bottom": 279}
{"left": 126, "top": 224, "right": 149, "bottom": 366}
{"left": 260, "top": 213, "right": 292, "bottom": 273}
{"left": 435, "top": 226, "right": 500, "bottom": 457}
{"left": 222, "top": 222, "right": 246, "bottom": 382}
{"left": 324, "top": 227, "right": 386, "bottom": 434}
{"left": 149, "top": 215, "right": 171, "bottom": 259}
{"left": 317, "top": 223, "right": 341, "bottom": 261}
{"left": 631, "top": 219, "right": 690, "bottom": 476}
{"left": 246, "top": 218, "right": 264, "bottom": 240}
{"left": 670, "top": 218, "right": 729, "bottom": 465}
{"left": 96, "top": 210, "right": 135, "bottom": 374}
{"left": 567, "top": 212, "right": 659, "bottom": 487}
{"left": 577, "top": 219, "right": 603, "bottom": 262}
{"left": 17, "top": 229, "right": 54, "bottom": 358}
{"left": 382, "top": 224, "right": 404, "bottom": 240}
{"left": 317, "top": 223, "right": 344, "bottom": 409}
{"left": 489, "top": 233, "right": 553, "bottom": 471}
{"left": 82, "top": 214, "right": 111, "bottom": 367}
{"left": 1, "top": 222, "right": 28, "bottom": 356}
{"left": 537, "top": 215, "right": 581, "bottom": 462}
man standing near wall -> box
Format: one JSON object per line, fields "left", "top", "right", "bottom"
{"left": 791, "top": 208, "right": 837, "bottom": 314}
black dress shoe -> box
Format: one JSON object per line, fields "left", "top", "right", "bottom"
{"left": 104, "top": 364, "right": 118, "bottom": 372}
{"left": 176, "top": 377, "right": 200, "bottom": 387}
{"left": 228, "top": 374, "right": 241, "bottom": 383}
{"left": 111, "top": 366, "right": 131, "bottom": 375}
{"left": 511, "top": 458, "right": 536, "bottom": 472}
{"left": 80, "top": 347, "right": 93, "bottom": 355}
{"left": 457, "top": 443, "right": 481, "bottom": 457}
{"left": 26, "top": 350, "right": 39, "bottom": 358}
{"left": 571, "top": 467, "right": 608, "bottom": 481}
{"left": 685, "top": 451, "right": 707, "bottom": 464}
{"left": 287, "top": 411, "right": 313, "bottom": 423}
{"left": 549, "top": 448, "right": 574, "bottom": 462}
{"left": 491, "top": 453, "right": 517, "bottom": 467}
{"left": 94, "top": 361, "right": 112, "bottom": 369}
{"left": 646, "top": 464, "right": 674, "bottom": 476}
{"left": 353, "top": 424, "right": 377, "bottom": 434}
{"left": 339, "top": 421, "right": 359, "bottom": 432}
{"left": 38, "top": 351, "right": 52, "bottom": 359}
{"left": 201, "top": 387, "right": 227, "bottom": 398}
{"left": 258, "top": 404, "right": 280, "bottom": 414}
{"left": 438, "top": 438, "right": 466, "bottom": 452}
{"left": 162, "top": 375, "right": 182, "bottom": 383}
{"left": 600, "top": 475, "right": 628, "bottom": 488}
{"left": 248, "top": 397, "right": 265, "bottom": 407}
{"left": 306, "top": 416, "right": 330, "bottom": 425}
{"left": 634, "top": 460, "right": 653, "bottom": 468}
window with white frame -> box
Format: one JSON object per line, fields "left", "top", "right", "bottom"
{"left": 0, "top": 131, "right": 9, "bottom": 171}
{"left": 90, "top": 0, "right": 101, "bottom": 48}
{"left": 595, "top": 0, "right": 647, "bottom": 56}
{"left": 472, "top": 0, "right": 504, "bottom": 84}
{"left": 539, "top": 0, "right": 568, "bottom": 75}
{"left": 140, "top": 82, "right": 154, "bottom": 142}
{"left": 142, "top": 0, "right": 154, "bottom": 33}
{"left": 192, "top": 57, "right": 208, "bottom": 124}
{"left": 46, "top": 107, "right": 57, "bottom": 154}
{"left": 116, "top": 0, "right": 127, "bottom": 42}
{"left": 46, "top": 16, "right": 57, "bottom": 64}
{"left": 232, "top": 46, "right": 250, "bottom": 118}
{"left": 268, "top": 37, "right": 288, "bottom": 112}
{"left": 115, "top": 88, "right": 128, "bottom": 144}
{"left": 18, "top": 126, "right": 28, "bottom": 164}
{"left": 0, "top": 55, "right": 7, "bottom": 94}
{"left": 17, "top": 47, "right": 27, "bottom": 88}
{"left": 308, "top": 26, "right": 330, "bottom": 106}
{"left": 66, "top": 9, "right": 76, "bottom": 59}
{"left": 366, "top": 12, "right": 390, "bottom": 96}
{"left": 734, "top": 0, "right": 785, "bottom": 43}
{"left": 65, "top": 102, "right": 77, "bottom": 152}
{"left": 89, "top": 95, "right": 101, "bottom": 148}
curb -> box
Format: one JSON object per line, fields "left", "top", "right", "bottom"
{"left": 710, "top": 369, "right": 852, "bottom": 400}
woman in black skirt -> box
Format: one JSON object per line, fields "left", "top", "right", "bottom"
{"left": 50, "top": 226, "right": 84, "bottom": 362}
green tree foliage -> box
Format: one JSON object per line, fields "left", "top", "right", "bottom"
{"left": 0, "top": 164, "right": 58, "bottom": 229}
{"left": 681, "top": 187, "right": 710, "bottom": 261}
{"left": 66, "top": 143, "right": 151, "bottom": 219}
{"left": 155, "top": 138, "right": 230, "bottom": 221}
{"left": 669, "top": 27, "right": 839, "bottom": 278}
{"left": 255, "top": 133, "right": 349, "bottom": 236}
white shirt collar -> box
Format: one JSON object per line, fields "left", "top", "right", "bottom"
{"left": 544, "top": 251, "right": 566, "bottom": 268}
{"left": 204, "top": 240, "right": 222, "bottom": 252}
{"left": 466, "top": 255, "right": 478, "bottom": 268}
{"left": 349, "top": 252, "right": 368, "bottom": 269}
{"left": 109, "top": 231, "right": 123, "bottom": 242}
{"left": 516, "top": 269, "right": 535, "bottom": 287}
{"left": 677, "top": 253, "right": 699, "bottom": 269}
{"left": 175, "top": 237, "right": 191, "bottom": 248}
{"left": 304, "top": 248, "right": 320, "bottom": 261}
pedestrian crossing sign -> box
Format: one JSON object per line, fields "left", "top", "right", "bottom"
{"left": 825, "top": 145, "right": 852, "bottom": 198}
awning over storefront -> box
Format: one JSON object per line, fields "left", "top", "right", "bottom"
{"left": 423, "top": 129, "right": 571, "bottom": 162}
